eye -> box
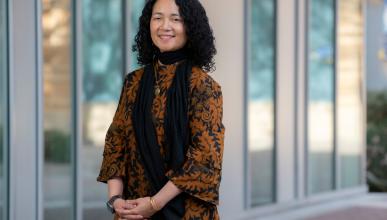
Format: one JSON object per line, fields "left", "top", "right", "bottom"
{"left": 152, "top": 15, "right": 162, "bottom": 20}
{"left": 172, "top": 17, "right": 182, "bottom": 22}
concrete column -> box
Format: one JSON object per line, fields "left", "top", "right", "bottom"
{"left": 9, "top": 0, "right": 40, "bottom": 219}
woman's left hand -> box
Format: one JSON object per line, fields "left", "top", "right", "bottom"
{"left": 126, "top": 197, "right": 158, "bottom": 218}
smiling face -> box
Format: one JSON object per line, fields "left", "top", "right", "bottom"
{"left": 150, "top": 0, "right": 188, "bottom": 53}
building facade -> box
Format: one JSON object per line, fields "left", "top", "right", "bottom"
{"left": 0, "top": 0, "right": 374, "bottom": 219}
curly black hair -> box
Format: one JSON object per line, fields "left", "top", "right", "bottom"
{"left": 132, "top": 0, "right": 216, "bottom": 72}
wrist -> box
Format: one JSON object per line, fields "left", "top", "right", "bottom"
{"left": 149, "top": 196, "right": 162, "bottom": 211}
{"left": 106, "top": 195, "right": 122, "bottom": 214}
{"left": 112, "top": 197, "right": 123, "bottom": 208}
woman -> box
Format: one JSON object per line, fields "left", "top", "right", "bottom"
{"left": 97, "top": 0, "right": 225, "bottom": 219}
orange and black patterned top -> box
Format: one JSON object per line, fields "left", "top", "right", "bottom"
{"left": 97, "top": 61, "right": 225, "bottom": 220}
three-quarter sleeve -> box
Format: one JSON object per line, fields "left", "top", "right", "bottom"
{"left": 97, "top": 76, "right": 130, "bottom": 183}
{"left": 165, "top": 75, "right": 225, "bottom": 205}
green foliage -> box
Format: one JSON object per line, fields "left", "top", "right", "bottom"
{"left": 367, "top": 91, "right": 387, "bottom": 192}
{"left": 44, "top": 130, "right": 71, "bottom": 163}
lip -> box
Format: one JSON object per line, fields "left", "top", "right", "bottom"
{"left": 158, "top": 35, "right": 175, "bottom": 40}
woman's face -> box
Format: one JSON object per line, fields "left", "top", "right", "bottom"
{"left": 150, "top": 0, "right": 187, "bottom": 53}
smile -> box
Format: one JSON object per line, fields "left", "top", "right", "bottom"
{"left": 159, "top": 35, "right": 175, "bottom": 40}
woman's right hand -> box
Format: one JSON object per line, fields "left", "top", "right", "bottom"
{"left": 114, "top": 199, "right": 145, "bottom": 220}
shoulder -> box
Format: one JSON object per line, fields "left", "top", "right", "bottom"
{"left": 123, "top": 67, "right": 146, "bottom": 87}
{"left": 190, "top": 66, "right": 222, "bottom": 96}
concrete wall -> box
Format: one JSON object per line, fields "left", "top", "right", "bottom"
{"left": 201, "top": 0, "right": 246, "bottom": 218}
{"left": 9, "top": 0, "right": 40, "bottom": 219}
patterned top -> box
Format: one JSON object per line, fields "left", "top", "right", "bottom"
{"left": 97, "top": 61, "right": 225, "bottom": 220}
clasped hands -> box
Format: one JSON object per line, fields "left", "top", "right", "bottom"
{"left": 114, "top": 197, "right": 158, "bottom": 220}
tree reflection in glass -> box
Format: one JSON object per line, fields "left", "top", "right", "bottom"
{"left": 81, "top": 0, "right": 144, "bottom": 218}
{"left": 307, "top": 0, "right": 335, "bottom": 195}
{"left": 248, "top": 0, "right": 275, "bottom": 206}
{"left": 42, "top": 0, "right": 74, "bottom": 219}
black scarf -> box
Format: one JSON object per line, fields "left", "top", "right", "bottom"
{"left": 132, "top": 49, "right": 191, "bottom": 220}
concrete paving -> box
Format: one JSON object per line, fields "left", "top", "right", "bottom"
{"left": 304, "top": 194, "right": 387, "bottom": 220}
{"left": 251, "top": 193, "right": 387, "bottom": 220}
{"left": 305, "top": 206, "right": 387, "bottom": 220}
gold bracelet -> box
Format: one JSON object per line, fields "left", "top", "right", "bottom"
{"left": 149, "top": 197, "right": 161, "bottom": 211}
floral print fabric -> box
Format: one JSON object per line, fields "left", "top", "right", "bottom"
{"left": 97, "top": 62, "right": 225, "bottom": 220}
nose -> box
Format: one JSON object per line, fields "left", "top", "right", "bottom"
{"left": 160, "top": 18, "right": 172, "bottom": 31}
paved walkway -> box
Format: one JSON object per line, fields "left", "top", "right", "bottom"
{"left": 305, "top": 206, "right": 387, "bottom": 220}
{"left": 256, "top": 193, "right": 387, "bottom": 220}
{"left": 305, "top": 194, "right": 387, "bottom": 220}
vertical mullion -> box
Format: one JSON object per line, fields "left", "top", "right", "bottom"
{"left": 273, "top": 0, "right": 278, "bottom": 203}
{"left": 360, "top": 0, "right": 367, "bottom": 187}
{"left": 124, "top": 0, "right": 131, "bottom": 76}
{"left": 293, "top": 0, "right": 300, "bottom": 199}
{"left": 71, "top": 0, "right": 76, "bottom": 217}
{"left": 4, "top": 0, "right": 10, "bottom": 219}
{"left": 296, "top": 0, "right": 307, "bottom": 200}
{"left": 333, "top": 0, "right": 339, "bottom": 191}
{"left": 9, "top": 0, "right": 39, "bottom": 218}
{"left": 7, "top": 0, "right": 14, "bottom": 218}
{"left": 72, "top": 0, "right": 83, "bottom": 219}
{"left": 243, "top": 0, "right": 252, "bottom": 209}
{"left": 304, "top": 0, "right": 310, "bottom": 197}
{"left": 36, "top": 0, "right": 44, "bottom": 218}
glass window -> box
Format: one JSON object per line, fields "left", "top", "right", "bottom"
{"left": 247, "top": 0, "right": 276, "bottom": 206}
{"left": 307, "top": 0, "right": 335, "bottom": 194}
{"left": 366, "top": 1, "right": 387, "bottom": 193}
{"left": 337, "top": 0, "right": 363, "bottom": 188}
{"left": 42, "top": 0, "right": 74, "bottom": 219}
{"left": 130, "top": 0, "right": 145, "bottom": 70}
{"left": 0, "top": 0, "right": 8, "bottom": 219}
{"left": 81, "top": 0, "right": 124, "bottom": 219}
{"left": 81, "top": 0, "right": 144, "bottom": 219}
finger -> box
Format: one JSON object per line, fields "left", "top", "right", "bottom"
{"left": 123, "top": 202, "right": 137, "bottom": 209}
{"left": 125, "top": 200, "right": 138, "bottom": 206}
{"left": 116, "top": 208, "right": 130, "bottom": 217}
{"left": 121, "top": 214, "right": 144, "bottom": 220}
{"left": 118, "top": 208, "right": 138, "bottom": 216}
{"left": 126, "top": 208, "right": 142, "bottom": 215}
{"left": 125, "top": 199, "right": 137, "bottom": 204}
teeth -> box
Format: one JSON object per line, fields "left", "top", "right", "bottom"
{"left": 160, "top": 35, "right": 173, "bottom": 39}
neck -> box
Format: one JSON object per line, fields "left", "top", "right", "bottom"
{"left": 156, "top": 48, "right": 187, "bottom": 65}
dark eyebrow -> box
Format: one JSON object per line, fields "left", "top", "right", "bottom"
{"left": 152, "top": 12, "right": 181, "bottom": 17}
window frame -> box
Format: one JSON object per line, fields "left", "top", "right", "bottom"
{"left": 1, "top": 0, "right": 10, "bottom": 219}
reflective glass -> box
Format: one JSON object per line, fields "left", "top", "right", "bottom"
{"left": 307, "top": 0, "right": 335, "bottom": 194}
{"left": 130, "top": 0, "right": 145, "bottom": 70}
{"left": 0, "top": 0, "right": 7, "bottom": 218}
{"left": 81, "top": 0, "right": 145, "bottom": 218}
{"left": 42, "top": 0, "right": 74, "bottom": 219}
{"left": 248, "top": 0, "right": 276, "bottom": 206}
{"left": 81, "top": 0, "right": 124, "bottom": 218}
{"left": 338, "top": 0, "right": 363, "bottom": 188}
{"left": 366, "top": 0, "right": 387, "bottom": 193}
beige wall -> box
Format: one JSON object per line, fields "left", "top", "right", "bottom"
{"left": 201, "top": 0, "right": 245, "bottom": 218}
